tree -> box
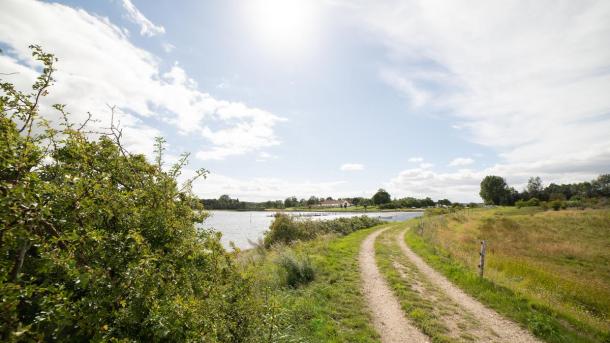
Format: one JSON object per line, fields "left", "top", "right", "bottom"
{"left": 284, "top": 196, "right": 298, "bottom": 208}
{"left": 360, "top": 198, "right": 371, "bottom": 210}
{"left": 479, "top": 175, "right": 510, "bottom": 205}
{"left": 526, "top": 176, "right": 543, "bottom": 199}
{"left": 437, "top": 199, "right": 452, "bottom": 206}
{"left": 372, "top": 188, "right": 391, "bottom": 205}
{"left": 593, "top": 174, "right": 610, "bottom": 197}
{"left": 306, "top": 196, "right": 319, "bottom": 207}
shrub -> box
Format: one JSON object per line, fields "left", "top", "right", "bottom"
{"left": 264, "top": 213, "right": 308, "bottom": 248}
{"left": 550, "top": 200, "right": 563, "bottom": 211}
{"left": 0, "top": 46, "right": 261, "bottom": 342}
{"left": 263, "top": 214, "right": 382, "bottom": 247}
{"left": 528, "top": 197, "right": 540, "bottom": 206}
{"left": 516, "top": 198, "right": 540, "bottom": 208}
{"left": 276, "top": 251, "right": 315, "bottom": 288}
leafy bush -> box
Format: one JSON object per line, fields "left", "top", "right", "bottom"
{"left": 528, "top": 197, "right": 540, "bottom": 206}
{"left": 263, "top": 214, "right": 382, "bottom": 247}
{"left": 516, "top": 197, "right": 540, "bottom": 208}
{"left": 0, "top": 46, "right": 261, "bottom": 341}
{"left": 550, "top": 200, "right": 563, "bottom": 211}
{"left": 276, "top": 251, "right": 315, "bottom": 288}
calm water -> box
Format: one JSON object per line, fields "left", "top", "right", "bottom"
{"left": 200, "top": 210, "right": 423, "bottom": 249}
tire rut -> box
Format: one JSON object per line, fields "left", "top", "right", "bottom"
{"left": 396, "top": 229, "right": 541, "bottom": 343}
{"left": 359, "top": 227, "right": 430, "bottom": 343}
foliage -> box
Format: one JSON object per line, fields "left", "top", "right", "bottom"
{"left": 550, "top": 200, "right": 563, "bottom": 211}
{"left": 283, "top": 196, "right": 298, "bottom": 208}
{"left": 372, "top": 188, "right": 391, "bottom": 205}
{"left": 0, "top": 46, "right": 262, "bottom": 342}
{"left": 201, "top": 194, "right": 284, "bottom": 210}
{"left": 276, "top": 251, "right": 315, "bottom": 288}
{"left": 527, "top": 176, "right": 544, "bottom": 199}
{"left": 378, "top": 196, "right": 436, "bottom": 209}
{"left": 494, "top": 174, "right": 610, "bottom": 205}
{"left": 479, "top": 175, "right": 511, "bottom": 205}
{"left": 515, "top": 197, "right": 540, "bottom": 208}
{"left": 263, "top": 213, "right": 382, "bottom": 248}
{"left": 263, "top": 213, "right": 309, "bottom": 247}
{"left": 241, "top": 228, "right": 380, "bottom": 342}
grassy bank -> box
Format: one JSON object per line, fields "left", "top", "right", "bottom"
{"left": 240, "top": 226, "right": 385, "bottom": 342}
{"left": 404, "top": 207, "right": 610, "bottom": 343}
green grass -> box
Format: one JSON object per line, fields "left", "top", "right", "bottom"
{"left": 242, "top": 226, "right": 384, "bottom": 342}
{"left": 404, "top": 208, "right": 610, "bottom": 343}
{"left": 374, "top": 224, "right": 457, "bottom": 342}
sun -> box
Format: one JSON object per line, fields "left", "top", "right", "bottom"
{"left": 244, "top": 0, "right": 319, "bottom": 56}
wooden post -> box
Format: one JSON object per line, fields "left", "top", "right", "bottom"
{"left": 478, "top": 240, "right": 486, "bottom": 278}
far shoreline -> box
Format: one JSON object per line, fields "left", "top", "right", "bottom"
{"left": 206, "top": 208, "right": 426, "bottom": 213}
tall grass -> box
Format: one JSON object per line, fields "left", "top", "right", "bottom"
{"left": 408, "top": 207, "right": 610, "bottom": 342}
{"left": 240, "top": 228, "right": 381, "bottom": 341}
{"left": 276, "top": 251, "right": 315, "bottom": 288}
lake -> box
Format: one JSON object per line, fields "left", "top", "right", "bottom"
{"left": 200, "top": 210, "right": 423, "bottom": 249}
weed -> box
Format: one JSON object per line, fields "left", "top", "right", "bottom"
{"left": 277, "top": 252, "right": 315, "bottom": 288}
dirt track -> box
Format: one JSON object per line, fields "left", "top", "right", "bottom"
{"left": 395, "top": 229, "right": 541, "bottom": 343}
{"left": 359, "top": 227, "right": 430, "bottom": 343}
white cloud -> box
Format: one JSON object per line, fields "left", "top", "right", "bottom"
{"left": 408, "top": 157, "right": 423, "bottom": 162}
{"left": 386, "top": 160, "right": 602, "bottom": 202}
{"left": 184, "top": 170, "right": 347, "bottom": 201}
{"left": 386, "top": 167, "right": 482, "bottom": 202}
{"left": 340, "top": 163, "right": 364, "bottom": 171}
{"left": 418, "top": 162, "right": 434, "bottom": 169}
{"left": 255, "top": 151, "right": 278, "bottom": 162}
{"left": 121, "top": 0, "right": 165, "bottom": 37}
{"left": 161, "top": 42, "right": 175, "bottom": 53}
{"left": 449, "top": 157, "right": 474, "bottom": 167}
{"left": 341, "top": 0, "right": 610, "bottom": 198}
{"left": 0, "top": 0, "right": 282, "bottom": 160}
{"left": 380, "top": 69, "right": 429, "bottom": 107}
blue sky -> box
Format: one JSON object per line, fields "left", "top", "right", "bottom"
{"left": 1, "top": 0, "right": 609, "bottom": 202}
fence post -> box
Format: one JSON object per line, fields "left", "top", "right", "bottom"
{"left": 478, "top": 240, "right": 486, "bottom": 278}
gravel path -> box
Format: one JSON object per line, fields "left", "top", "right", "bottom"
{"left": 359, "top": 227, "right": 430, "bottom": 343}
{"left": 397, "top": 230, "right": 542, "bottom": 343}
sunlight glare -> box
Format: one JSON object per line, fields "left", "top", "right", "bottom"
{"left": 245, "top": 0, "right": 319, "bottom": 56}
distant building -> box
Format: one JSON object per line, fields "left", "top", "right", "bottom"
{"left": 318, "top": 199, "right": 352, "bottom": 207}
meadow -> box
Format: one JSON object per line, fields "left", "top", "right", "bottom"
{"left": 406, "top": 207, "right": 610, "bottom": 342}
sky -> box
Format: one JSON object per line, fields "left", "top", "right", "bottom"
{"left": 1, "top": 0, "right": 609, "bottom": 202}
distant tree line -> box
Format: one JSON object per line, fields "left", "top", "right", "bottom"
{"left": 201, "top": 194, "right": 283, "bottom": 210}
{"left": 479, "top": 174, "right": 610, "bottom": 206}
{"left": 201, "top": 189, "right": 463, "bottom": 211}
